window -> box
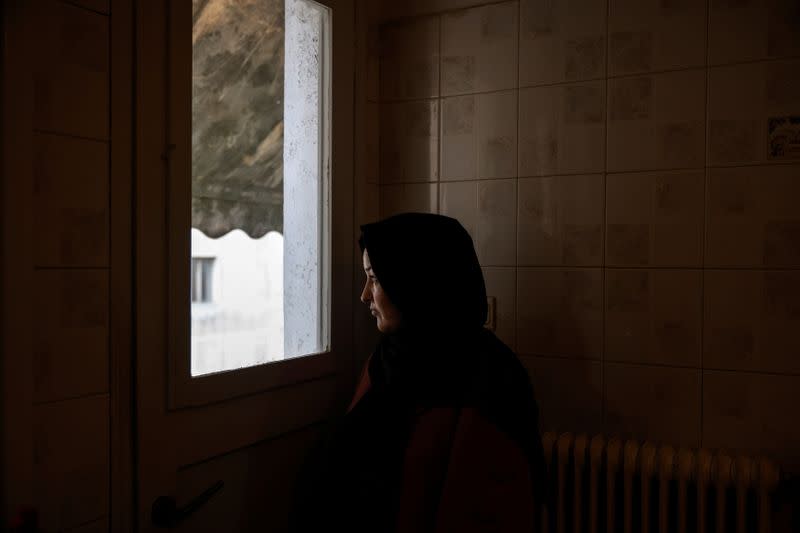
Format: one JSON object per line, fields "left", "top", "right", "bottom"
{"left": 190, "top": 0, "right": 331, "bottom": 377}
{"left": 191, "top": 257, "right": 215, "bottom": 303}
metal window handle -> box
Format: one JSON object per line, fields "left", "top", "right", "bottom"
{"left": 152, "top": 480, "right": 224, "bottom": 528}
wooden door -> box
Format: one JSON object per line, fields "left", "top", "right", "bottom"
{"left": 135, "top": 1, "right": 355, "bottom": 530}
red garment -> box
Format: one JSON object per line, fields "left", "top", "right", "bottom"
{"left": 348, "top": 356, "right": 536, "bottom": 533}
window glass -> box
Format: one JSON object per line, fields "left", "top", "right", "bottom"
{"left": 191, "top": 0, "right": 330, "bottom": 377}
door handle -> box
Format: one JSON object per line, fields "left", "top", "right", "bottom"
{"left": 152, "top": 480, "right": 224, "bottom": 528}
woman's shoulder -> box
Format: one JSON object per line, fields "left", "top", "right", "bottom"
{"left": 473, "top": 329, "right": 532, "bottom": 388}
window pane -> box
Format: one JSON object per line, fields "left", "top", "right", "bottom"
{"left": 191, "top": 0, "right": 330, "bottom": 377}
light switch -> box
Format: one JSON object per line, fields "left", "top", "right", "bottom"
{"left": 485, "top": 296, "right": 496, "bottom": 331}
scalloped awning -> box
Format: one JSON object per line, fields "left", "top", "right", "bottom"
{"left": 191, "top": 0, "right": 284, "bottom": 239}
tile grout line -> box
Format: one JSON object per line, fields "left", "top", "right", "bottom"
{"left": 380, "top": 0, "right": 513, "bottom": 27}
{"left": 377, "top": 26, "right": 383, "bottom": 218}
{"left": 437, "top": 13, "right": 442, "bottom": 215}
{"left": 374, "top": 54, "right": 800, "bottom": 104}
{"left": 700, "top": 0, "right": 712, "bottom": 448}
{"left": 382, "top": 55, "right": 800, "bottom": 104}
{"left": 601, "top": 0, "right": 611, "bottom": 432}
{"left": 520, "top": 355, "right": 800, "bottom": 379}
{"left": 381, "top": 52, "right": 800, "bottom": 106}
{"left": 503, "top": 264, "right": 800, "bottom": 271}
{"left": 390, "top": 158, "right": 800, "bottom": 186}
{"left": 515, "top": 0, "right": 521, "bottom": 354}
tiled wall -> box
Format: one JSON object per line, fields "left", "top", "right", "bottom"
{"left": 369, "top": 0, "right": 800, "bottom": 470}
{"left": 30, "top": 0, "right": 111, "bottom": 530}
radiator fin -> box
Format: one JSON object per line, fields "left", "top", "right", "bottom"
{"left": 534, "top": 432, "right": 781, "bottom": 533}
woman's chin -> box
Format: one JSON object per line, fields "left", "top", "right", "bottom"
{"left": 376, "top": 319, "right": 400, "bottom": 334}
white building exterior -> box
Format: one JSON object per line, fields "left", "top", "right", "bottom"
{"left": 191, "top": 229, "right": 284, "bottom": 376}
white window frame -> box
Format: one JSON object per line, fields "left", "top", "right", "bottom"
{"left": 164, "top": 0, "right": 337, "bottom": 408}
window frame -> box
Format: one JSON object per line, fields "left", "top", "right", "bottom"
{"left": 164, "top": 0, "right": 337, "bottom": 409}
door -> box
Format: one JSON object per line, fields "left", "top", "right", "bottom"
{"left": 136, "top": 0, "right": 355, "bottom": 530}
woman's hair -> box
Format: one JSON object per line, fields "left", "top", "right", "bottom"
{"left": 359, "top": 213, "right": 488, "bottom": 331}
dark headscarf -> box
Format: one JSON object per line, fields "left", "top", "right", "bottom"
{"left": 290, "top": 213, "right": 546, "bottom": 532}
{"left": 359, "top": 212, "right": 487, "bottom": 331}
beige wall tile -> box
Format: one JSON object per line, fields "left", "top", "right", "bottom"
{"left": 441, "top": 95, "right": 478, "bottom": 180}
{"left": 476, "top": 179, "right": 516, "bottom": 265}
{"left": 518, "top": 177, "right": 559, "bottom": 265}
{"left": 606, "top": 170, "right": 704, "bottom": 266}
{"left": 379, "top": 100, "right": 439, "bottom": 183}
{"left": 703, "top": 370, "right": 800, "bottom": 471}
{"left": 704, "top": 270, "right": 800, "bottom": 374}
{"left": 517, "top": 268, "right": 603, "bottom": 358}
{"left": 555, "top": 175, "right": 604, "bottom": 265}
{"left": 708, "top": 60, "right": 800, "bottom": 165}
{"left": 440, "top": 181, "right": 478, "bottom": 240}
{"left": 33, "top": 270, "right": 109, "bottom": 403}
{"left": 367, "top": 25, "right": 380, "bottom": 102}
{"left": 482, "top": 267, "right": 517, "bottom": 349}
{"left": 607, "top": 69, "right": 705, "bottom": 172}
{"left": 34, "top": 396, "right": 109, "bottom": 532}
{"left": 380, "top": 183, "right": 438, "bottom": 217}
{"left": 606, "top": 269, "right": 702, "bottom": 366}
{"left": 365, "top": 102, "right": 380, "bottom": 183}
{"left": 356, "top": 181, "right": 380, "bottom": 227}
{"left": 709, "top": 0, "right": 800, "bottom": 66}
{"left": 521, "top": 356, "right": 603, "bottom": 434}
{"left": 33, "top": 0, "right": 109, "bottom": 140}
{"left": 477, "top": 90, "right": 518, "bottom": 179}
{"left": 608, "top": 0, "right": 707, "bottom": 76}
{"left": 604, "top": 363, "right": 701, "bottom": 447}
{"left": 519, "top": 0, "right": 607, "bottom": 86}
{"left": 518, "top": 174, "right": 604, "bottom": 266}
{"left": 708, "top": 63, "right": 762, "bottom": 165}
{"left": 441, "top": 1, "right": 519, "bottom": 95}
{"left": 380, "top": 16, "right": 440, "bottom": 100}
{"left": 519, "top": 81, "right": 605, "bottom": 176}
{"left": 373, "top": 0, "right": 800, "bottom": 476}
{"left": 33, "top": 133, "right": 109, "bottom": 268}
{"left": 706, "top": 165, "right": 800, "bottom": 267}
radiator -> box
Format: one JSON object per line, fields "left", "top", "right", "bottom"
{"left": 535, "top": 432, "right": 782, "bottom": 533}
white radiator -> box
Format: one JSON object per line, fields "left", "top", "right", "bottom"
{"left": 535, "top": 432, "right": 782, "bottom": 533}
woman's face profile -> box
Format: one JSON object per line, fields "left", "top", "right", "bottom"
{"left": 360, "top": 249, "right": 402, "bottom": 333}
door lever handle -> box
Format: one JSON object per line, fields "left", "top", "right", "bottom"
{"left": 152, "top": 480, "right": 224, "bottom": 528}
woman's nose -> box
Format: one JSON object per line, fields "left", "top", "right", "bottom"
{"left": 360, "top": 282, "right": 370, "bottom": 304}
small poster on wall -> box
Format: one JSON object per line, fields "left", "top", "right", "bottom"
{"left": 768, "top": 116, "right": 800, "bottom": 159}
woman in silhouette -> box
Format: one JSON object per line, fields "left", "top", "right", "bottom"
{"left": 290, "top": 213, "right": 547, "bottom": 533}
